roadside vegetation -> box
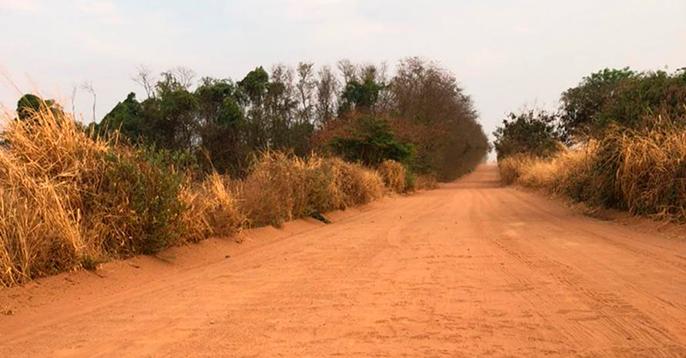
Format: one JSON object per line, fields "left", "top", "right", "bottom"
{"left": 495, "top": 67, "right": 686, "bottom": 220}
{"left": 0, "top": 57, "right": 488, "bottom": 286}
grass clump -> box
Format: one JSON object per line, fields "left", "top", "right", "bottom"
{"left": 377, "top": 160, "right": 407, "bottom": 193}
{"left": 0, "top": 107, "right": 108, "bottom": 285}
{"left": 414, "top": 174, "right": 438, "bottom": 190}
{"left": 606, "top": 122, "right": 686, "bottom": 218}
{"left": 93, "top": 148, "right": 187, "bottom": 255}
{"left": 180, "top": 173, "right": 246, "bottom": 242}
{"left": 238, "top": 152, "right": 385, "bottom": 227}
{"left": 238, "top": 152, "right": 310, "bottom": 227}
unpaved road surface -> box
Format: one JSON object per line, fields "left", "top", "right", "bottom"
{"left": 2, "top": 165, "right": 686, "bottom": 357}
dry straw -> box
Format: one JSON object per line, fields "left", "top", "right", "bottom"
{"left": 0, "top": 105, "right": 420, "bottom": 287}
{"left": 499, "top": 115, "right": 686, "bottom": 221}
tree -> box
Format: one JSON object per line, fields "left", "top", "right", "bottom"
{"left": 194, "top": 77, "right": 246, "bottom": 174}
{"left": 92, "top": 59, "right": 489, "bottom": 181}
{"left": 132, "top": 65, "right": 157, "bottom": 99}
{"left": 329, "top": 114, "right": 413, "bottom": 166}
{"left": 16, "top": 93, "right": 63, "bottom": 121}
{"left": 561, "top": 68, "right": 686, "bottom": 137}
{"left": 296, "top": 62, "right": 316, "bottom": 125}
{"left": 389, "top": 57, "right": 488, "bottom": 179}
{"left": 493, "top": 109, "right": 562, "bottom": 160}
{"left": 315, "top": 65, "right": 338, "bottom": 126}
{"left": 239, "top": 67, "right": 269, "bottom": 105}
{"left": 81, "top": 81, "right": 97, "bottom": 124}
{"left": 338, "top": 65, "right": 384, "bottom": 114}
{"left": 560, "top": 68, "right": 635, "bottom": 137}
{"left": 99, "top": 92, "right": 144, "bottom": 139}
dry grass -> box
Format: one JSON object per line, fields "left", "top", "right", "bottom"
{"left": 498, "top": 144, "right": 596, "bottom": 189}
{"left": 238, "top": 152, "right": 385, "bottom": 227}
{"left": 611, "top": 124, "right": 686, "bottom": 218}
{"left": 378, "top": 160, "right": 407, "bottom": 193}
{"left": 238, "top": 152, "right": 310, "bottom": 227}
{"left": 499, "top": 118, "right": 686, "bottom": 221}
{"left": 0, "top": 107, "right": 238, "bottom": 286}
{"left": 180, "top": 173, "right": 246, "bottom": 242}
{"left": 415, "top": 174, "right": 438, "bottom": 190}
{"left": 0, "top": 106, "right": 429, "bottom": 287}
{"left": 0, "top": 107, "right": 108, "bottom": 285}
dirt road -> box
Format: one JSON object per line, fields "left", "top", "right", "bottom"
{"left": 2, "top": 165, "right": 686, "bottom": 357}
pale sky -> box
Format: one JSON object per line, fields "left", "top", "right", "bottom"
{"left": 1, "top": 0, "right": 685, "bottom": 145}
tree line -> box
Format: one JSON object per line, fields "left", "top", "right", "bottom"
{"left": 15, "top": 58, "right": 487, "bottom": 181}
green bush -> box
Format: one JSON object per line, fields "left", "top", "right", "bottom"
{"left": 329, "top": 115, "right": 414, "bottom": 166}
{"left": 493, "top": 109, "right": 562, "bottom": 160}
{"left": 93, "top": 148, "right": 186, "bottom": 255}
{"left": 560, "top": 68, "right": 686, "bottom": 138}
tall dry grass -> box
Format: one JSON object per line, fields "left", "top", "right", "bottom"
{"left": 610, "top": 124, "right": 686, "bottom": 218}
{"left": 238, "top": 152, "right": 384, "bottom": 227}
{"left": 499, "top": 117, "right": 686, "bottom": 221}
{"left": 0, "top": 107, "right": 108, "bottom": 285}
{"left": 180, "top": 173, "right": 246, "bottom": 242}
{"left": 0, "top": 107, "right": 240, "bottom": 285}
{"left": 0, "top": 106, "right": 424, "bottom": 287}
{"left": 377, "top": 160, "right": 407, "bottom": 193}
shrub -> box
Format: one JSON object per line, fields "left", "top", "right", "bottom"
{"left": 327, "top": 114, "right": 414, "bottom": 166}
{"left": 378, "top": 160, "right": 407, "bottom": 193}
{"left": 180, "top": 173, "right": 246, "bottom": 242}
{"left": 0, "top": 106, "right": 107, "bottom": 285}
{"left": 333, "top": 158, "right": 385, "bottom": 206}
{"left": 0, "top": 104, "right": 190, "bottom": 285}
{"left": 238, "top": 152, "right": 309, "bottom": 227}
{"left": 238, "top": 152, "right": 385, "bottom": 227}
{"left": 498, "top": 145, "right": 596, "bottom": 192}
{"left": 414, "top": 174, "right": 438, "bottom": 190}
{"left": 606, "top": 122, "right": 686, "bottom": 218}
{"left": 560, "top": 68, "right": 686, "bottom": 138}
{"left": 493, "top": 109, "right": 563, "bottom": 160}
{"left": 303, "top": 156, "right": 347, "bottom": 212}
{"left": 92, "top": 148, "right": 187, "bottom": 255}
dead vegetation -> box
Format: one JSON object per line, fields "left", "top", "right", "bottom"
{"left": 237, "top": 152, "right": 385, "bottom": 227}
{"left": 499, "top": 117, "right": 686, "bottom": 221}
{"left": 377, "top": 160, "right": 408, "bottom": 193}
{"left": 0, "top": 108, "right": 410, "bottom": 287}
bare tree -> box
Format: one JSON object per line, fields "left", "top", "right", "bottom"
{"left": 71, "top": 84, "right": 78, "bottom": 115}
{"left": 132, "top": 65, "right": 157, "bottom": 98}
{"left": 81, "top": 81, "right": 96, "bottom": 123}
{"left": 337, "top": 59, "right": 356, "bottom": 85}
{"left": 315, "top": 65, "right": 338, "bottom": 125}
{"left": 296, "top": 62, "right": 315, "bottom": 124}
{"left": 171, "top": 66, "right": 196, "bottom": 89}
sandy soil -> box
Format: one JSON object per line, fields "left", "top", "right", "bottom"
{"left": 1, "top": 165, "right": 686, "bottom": 357}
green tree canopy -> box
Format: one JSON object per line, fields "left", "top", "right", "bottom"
{"left": 493, "top": 110, "right": 562, "bottom": 160}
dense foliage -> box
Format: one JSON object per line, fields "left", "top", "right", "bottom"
{"left": 560, "top": 68, "right": 686, "bottom": 138}
{"left": 492, "top": 110, "right": 562, "bottom": 160}
{"left": 71, "top": 58, "right": 487, "bottom": 180}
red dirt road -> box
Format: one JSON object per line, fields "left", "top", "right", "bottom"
{"left": 2, "top": 165, "right": 686, "bottom": 357}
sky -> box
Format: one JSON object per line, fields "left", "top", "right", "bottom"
{"left": 1, "top": 0, "right": 685, "bottom": 148}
